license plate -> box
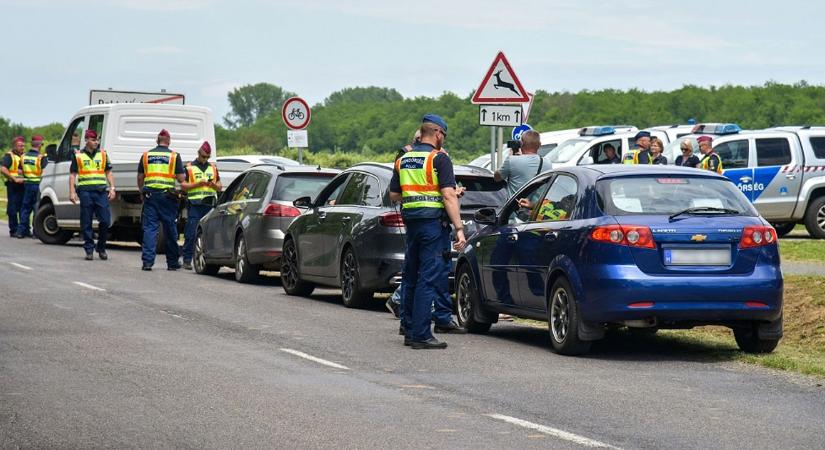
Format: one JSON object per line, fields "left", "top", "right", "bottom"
{"left": 664, "top": 248, "right": 731, "bottom": 266}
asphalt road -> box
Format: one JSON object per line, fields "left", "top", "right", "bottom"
{"left": 1, "top": 237, "right": 824, "bottom": 449}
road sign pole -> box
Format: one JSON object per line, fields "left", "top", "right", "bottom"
{"left": 496, "top": 127, "right": 503, "bottom": 171}
{"left": 490, "top": 127, "right": 496, "bottom": 171}
{"left": 298, "top": 148, "right": 303, "bottom": 165}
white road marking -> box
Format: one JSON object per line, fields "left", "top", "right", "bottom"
{"left": 485, "top": 414, "right": 619, "bottom": 449}
{"left": 279, "top": 348, "right": 350, "bottom": 370}
{"left": 73, "top": 281, "right": 106, "bottom": 292}
{"left": 10, "top": 262, "right": 32, "bottom": 270}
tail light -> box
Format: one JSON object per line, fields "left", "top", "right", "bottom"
{"left": 379, "top": 211, "right": 405, "bottom": 227}
{"left": 590, "top": 225, "right": 655, "bottom": 249}
{"left": 263, "top": 202, "right": 301, "bottom": 217}
{"left": 739, "top": 226, "right": 776, "bottom": 249}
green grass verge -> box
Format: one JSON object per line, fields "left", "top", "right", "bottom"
{"left": 515, "top": 275, "right": 825, "bottom": 378}
{"left": 779, "top": 240, "right": 825, "bottom": 262}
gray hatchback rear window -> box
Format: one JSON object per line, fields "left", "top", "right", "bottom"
{"left": 272, "top": 173, "right": 336, "bottom": 203}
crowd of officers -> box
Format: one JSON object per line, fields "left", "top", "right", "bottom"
{"left": 2, "top": 129, "right": 220, "bottom": 270}
{"left": 2, "top": 120, "right": 727, "bottom": 350}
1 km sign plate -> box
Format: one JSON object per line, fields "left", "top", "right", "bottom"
{"left": 479, "top": 105, "right": 523, "bottom": 127}
{"left": 282, "top": 97, "right": 311, "bottom": 130}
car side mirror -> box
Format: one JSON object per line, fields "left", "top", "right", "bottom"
{"left": 45, "top": 144, "right": 57, "bottom": 161}
{"left": 293, "top": 196, "right": 312, "bottom": 209}
{"left": 474, "top": 207, "right": 497, "bottom": 225}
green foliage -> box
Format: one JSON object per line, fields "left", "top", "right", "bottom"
{"left": 215, "top": 81, "right": 825, "bottom": 168}
{"left": 223, "top": 82, "right": 296, "bottom": 129}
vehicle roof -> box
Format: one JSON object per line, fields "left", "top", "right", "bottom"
{"left": 571, "top": 164, "right": 727, "bottom": 179}
{"left": 242, "top": 164, "right": 340, "bottom": 175}
{"left": 216, "top": 154, "right": 300, "bottom": 164}
{"left": 350, "top": 162, "right": 495, "bottom": 177}
{"left": 74, "top": 103, "right": 212, "bottom": 115}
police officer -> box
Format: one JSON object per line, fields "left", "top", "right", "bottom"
{"left": 623, "top": 131, "right": 652, "bottom": 164}
{"left": 69, "top": 130, "right": 116, "bottom": 260}
{"left": 138, "top": 129, "right": 186, "bottom": 271}
{"left": 16, "top": 135, "right": 49, "bottom": 238}
{"left": 1, "top": 136, "right": 25, "bottom": 237}
{"left": 389, "top": 114, "right": 466, "bottom": 350}
{"left": 697, "top": 135, "right": 723, "bottom": 174}
{"left": 180, "top": 141, "right": 221, "bottom": 270}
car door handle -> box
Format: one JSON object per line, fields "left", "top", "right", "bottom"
{"left": 218, "top": 209, "right": 228, "bottom": 215}
{"left": 506, "top": 234, "right": 518, "bottom": 242}
{"left": 318, "top": 212, "right": 327, "bottom": 220}
{"left": 785, "top": 174, "right": 796, "bottom": 180}
{"left": 341, "top": 216, "right": 352, "bottom": 222}
{"left": 739, "top": 176, "right": 752, "bottom": 183}
{"left": 544, "top": 231, "right": 559, "bottom": 241}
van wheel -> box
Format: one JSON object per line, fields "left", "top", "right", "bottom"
{"left": 804, "top": 196, "right": 825, "bottom": 239}
{"left": 34, "top": 203, "right": 73, "bottom": 245}
{"left": 547, "top": 278, "right": 592, "bottom": 356}
{"left": 771, "top": 223, "right": 795, "bottom": 238}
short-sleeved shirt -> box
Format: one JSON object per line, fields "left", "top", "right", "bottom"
{"left": 390, "top": 143, "right": 456, "bottom": 221}
{"left": 70, "top": 147, "right": 113, "bottom": 191}
{"left": 497, "top": 153, "right": 549, "bottom": 196}
{"left": 137, "top": 146, "right": 186, "bottom": 191}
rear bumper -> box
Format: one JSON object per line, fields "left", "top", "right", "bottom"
{"left": 578, "top": 263, "right": 783, "bottom": 324}
{"left": 248, "top": 227, "right": 286, "bottom": 269}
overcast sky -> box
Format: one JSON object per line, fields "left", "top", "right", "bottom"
{"left": 2, "top": 0, "right": 825, "bottom": 126}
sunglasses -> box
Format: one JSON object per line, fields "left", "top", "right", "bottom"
{"left": 681, "top": 147, "right": 691, "bottom": 151}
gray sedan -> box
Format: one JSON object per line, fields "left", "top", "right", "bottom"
{"left": 193, "top": 164, "right": 340, "bottom": 283}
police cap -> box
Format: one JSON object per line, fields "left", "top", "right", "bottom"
{"left": 422, "top": 114, "right": 448, "bottom": 135}
{"left": 634, "top": 131, "right": 651, "bottom": 141}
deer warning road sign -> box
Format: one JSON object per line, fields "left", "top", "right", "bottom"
{"left": 471, "top": 51, "right": 530, "bottom": 104}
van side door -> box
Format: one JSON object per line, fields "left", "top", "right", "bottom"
{"left": 752, "top": 135, "right": 801, "bottom": 219}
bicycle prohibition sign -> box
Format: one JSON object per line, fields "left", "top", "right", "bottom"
{"left": 281, "top": 97, "right": 311, "bottom": 130}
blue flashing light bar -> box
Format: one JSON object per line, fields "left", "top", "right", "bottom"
{"left": 579, "top": 126, "right": 616, "bottom": 136}
{"left": 690, "top": 123, "right": 742, "bottom": 135}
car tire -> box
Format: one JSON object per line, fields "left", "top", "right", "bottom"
{"left": 547, "top": 278, "right": 592, "bottom": 356}
{"left": 455, "top": 264, "right": 492, "bottom": 333}
{"left": 733, "top": 324, "right": 780, "bottom": 354}
{"left": 193, "top": 231, "right": 219, "bottom": 276}
{"left": 804, "top": 196, "right": 825, "bottom": 239}
{"left": 281, "top": 238, "right": 315, "bottom": 296}
{"left": 34, "top": 203, "right": 73, "bottom": 245}
{"left": 340, "top": 248, "right": 372, "bottom": 308}
{"left": 234, "top": 234, "right": 260, "bottom": 283}
{"left": 771, "top": 222, "right": 795, "bottom": 238}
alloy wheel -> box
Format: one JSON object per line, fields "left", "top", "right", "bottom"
{"left": 818, "top": 204, "right": 825, "bottom": 231}
{"left": 195, "top": 234, "right": 206, "bottom": 272}
{"left": 457, "top": 272, "right": 472, "bottom": 324}
{"left": 282, "top": 242, "right": 298, "bottom": 289}
{"left": 550, "top": 288, "right": 570, "bottom": 343}
{"left": 342, "top": 251, "right": 356, "bottom": 302}
{"left": 236, "top": 238, "right": 246, "bottom": 279}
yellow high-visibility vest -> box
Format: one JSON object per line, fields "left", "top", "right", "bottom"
{"left": 75, "top": 150, "right": 108, "bottom": 187}
{"left": 397, "top": 150, "right": 444, "bottom": 209}
{"left": 142, "top": 150, "right": 178, "bottom": 190}
{"left": 185, "top": 162, "right": 218, "bottom": 201}
{"left": 21, "top": 153, "right": 44, "bottom": 183}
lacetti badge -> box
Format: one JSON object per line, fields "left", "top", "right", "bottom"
{"left": 691, "top": 234, "right": 708, "bottom": 242}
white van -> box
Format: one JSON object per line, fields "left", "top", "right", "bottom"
{"left": 547, "top": 126, "right": 669, "bottom": 168}
{"left": 36, "top": 103, "right": 215, "bottom": 245}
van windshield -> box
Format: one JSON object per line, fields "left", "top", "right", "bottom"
{"left": 548, "top": 139, "right": 589, "bottom": 163}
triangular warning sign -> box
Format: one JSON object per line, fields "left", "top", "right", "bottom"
{"left": 471, "top": 51, "right": 530, "bottom": 104}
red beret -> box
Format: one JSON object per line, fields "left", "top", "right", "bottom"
{"left": 12, "top": 136, "right": 25, "bottom": 144}
{"left": 696, "top": 135, "right": 713, "bottom": 144}
{"left": 31, "top": 135, "right": 44, "bottom": 142}
{"left": 158, "top": 129, "right": 170, "bottom": 139}
{"left": 85, "top": 129, "right": 98, "bottom": 140}
{"left": 199, "top": 141, "right": 212, "bottom": 155}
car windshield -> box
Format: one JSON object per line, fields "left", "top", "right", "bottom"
{"left": 456, "top": 175, "right": 507, "bottom": 209}
{"left": 548, "top": 139, "right": 589, "bottom": 163}
{"left": 597, "top": 176, "right": 757, "bottom": 216}
{"left": 272, "top": 173, "right": 336, "bottom": 203}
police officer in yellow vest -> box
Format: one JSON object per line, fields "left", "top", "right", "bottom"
{"left": 137, "top": 129, "right": 187, "bottom": 271}
{"left": 180, "top": 141, "right": 221, "bottom": 270}
{"left": 69, "top": 129, "right": 116, "bottom": 260}
{"left": 623, "top": 130, "right": 653, "bottom": 164}
{"left": 697, "top": 135, "right": 723, "bottom": 174}
{"left": 389, "top": 114, "right": 467, "bottom": 350}
{"left": 1, "top": 136, "right": 26, "bottom": 237}
{"left": 16, "top": 135, "right": 49, "bottom": 238}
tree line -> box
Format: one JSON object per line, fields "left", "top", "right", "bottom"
{"left": 4, "top": 81, "right": 825, "bottom": 167}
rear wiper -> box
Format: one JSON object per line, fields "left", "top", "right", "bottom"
{"left": 669, "top": 207, "right": 741, "bottom": 221}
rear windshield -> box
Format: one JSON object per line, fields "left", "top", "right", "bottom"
{"left": 597, "top": 176, "right": 757, "bottom": 216}
{"left": 272, "top": 173, "right": 335, "bottom": 203}
{"left": 456, "top": 175, "right": 508, "bottom": 209}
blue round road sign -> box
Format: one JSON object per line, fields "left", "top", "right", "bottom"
{"left": 512, "top": 124, "right": 532, "bottom": 141}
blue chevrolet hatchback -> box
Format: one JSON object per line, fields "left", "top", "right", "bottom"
{"left": 455, "top": 165, "right": 783, "bottom": 355}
